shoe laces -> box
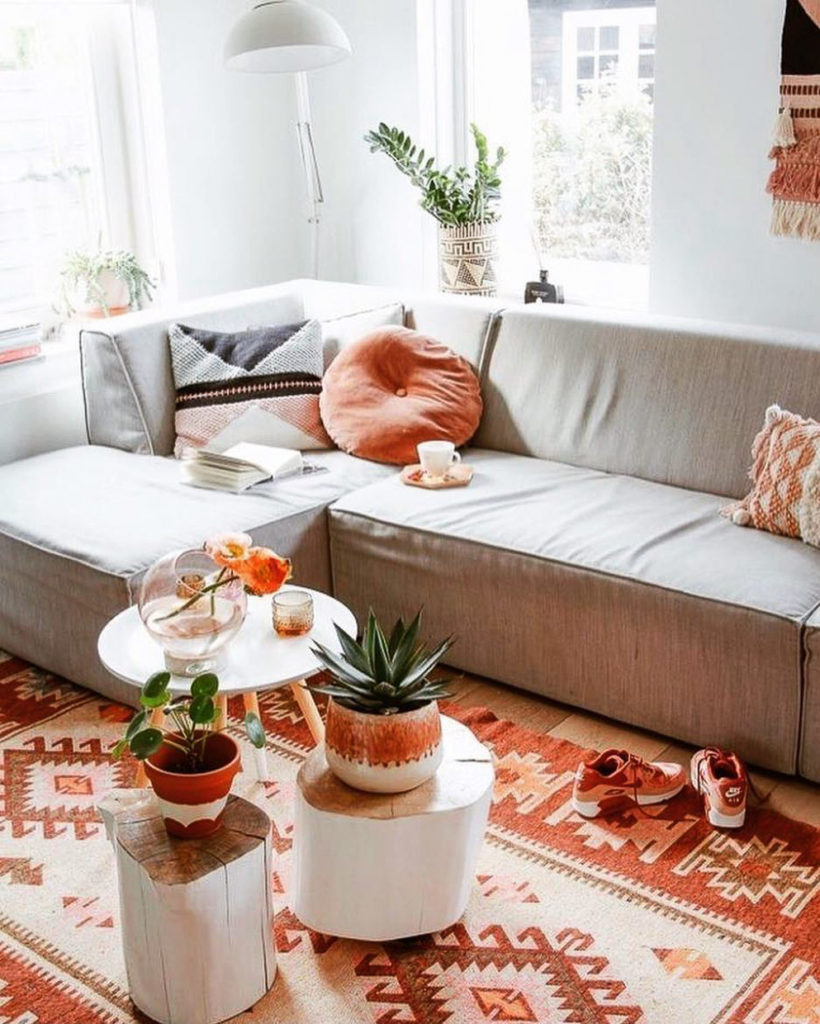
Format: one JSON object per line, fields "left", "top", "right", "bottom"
{"left": 694, "top": 748, "right": 768, "bottom": 806}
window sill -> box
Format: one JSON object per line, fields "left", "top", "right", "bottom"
{"left": 0, "top": 332, "right": 82, "bottom": 406}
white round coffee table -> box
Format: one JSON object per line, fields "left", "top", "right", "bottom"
{"left": 98, "top": 585, "right": 356, "bottom": 782}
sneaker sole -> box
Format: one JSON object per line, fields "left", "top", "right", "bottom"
{"left": 690, "top": 765, "right": 746, "bottom": 829}
{"left": 571, "top": 783, "right": 685, "bottom": 819}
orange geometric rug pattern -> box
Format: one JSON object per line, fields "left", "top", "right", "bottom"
{"left": 0, "top": 650, "right": 817, "bottom": 1024}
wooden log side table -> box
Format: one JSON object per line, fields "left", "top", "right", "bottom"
{"left": 292, "top": 716, "right": 494, "bottom": 942}
{"left": 99, "top": 790, "right": 276, "bottom": 1024}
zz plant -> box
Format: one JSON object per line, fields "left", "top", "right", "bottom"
{"left": 309, "top": 610, "right": 454, "bottom": 716}
{"left": 113, "top": 671, "right": 265, "bottom": 772}
{"left": 364, "top": 122, "right": 505, "bottom": 226}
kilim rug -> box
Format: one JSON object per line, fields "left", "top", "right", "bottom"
{"left": 0, "top": 650, "right": 818, "bottom": 1024}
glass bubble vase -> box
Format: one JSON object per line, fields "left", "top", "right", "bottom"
{"left": 138, "top": 549, "right": 247, "bottom": 677}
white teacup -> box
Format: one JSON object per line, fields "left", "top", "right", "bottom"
{"left": 417, "top": 440, "right": 461, "bottom": 479}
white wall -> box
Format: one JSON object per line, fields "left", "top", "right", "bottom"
{"left": 150, "top": 0, "right": 310, "bottom": 300}
{"left": 308, "top": 0, "right": 428, "bottom": 288}
{"left": 650, "top": 0, "right": 820, "bottom": 333}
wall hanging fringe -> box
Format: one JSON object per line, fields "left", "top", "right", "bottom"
{"left": 767, "top": 0, "right": 820, "bottom": 240}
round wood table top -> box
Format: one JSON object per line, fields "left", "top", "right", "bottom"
{"left": 114, "top": 795, "right": 270, "bottom": 885}
{"left": 297, "top": 716, "right": 494, "bottom": 820}
{"left": 98, "top": 584, "right": 356, "bottom": 696}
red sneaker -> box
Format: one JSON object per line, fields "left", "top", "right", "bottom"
{"left": 691, "top": 747, "right": 748, "bottom": 828}
{"left": 571, "top": 748, "right": 686, "bottom": 818}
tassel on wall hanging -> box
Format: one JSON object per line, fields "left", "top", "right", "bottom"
{"left": 768, "top": 0, "right": 820, "bottom": 240}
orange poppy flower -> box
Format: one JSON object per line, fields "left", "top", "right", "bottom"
{"left": 205, "top": 532, "right": 253, "bottom": 569}
{"left": 237, "top": 547, "right": 292, "bottom": 596}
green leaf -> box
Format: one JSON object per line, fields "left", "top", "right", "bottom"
{"left": 387, "top": 616, "right": 405, "bottom": 656}
{"left": 390, "top": 611, "right": 422, "bottom": 680}
{"left": 189, "top": 695, "right": 216, "bottom": 725}
{"left": 111, "top": 738, "right": 129, "bottom": 760}
{"left": 333, "top": 623, "right": 371, "bottom": 675}
{"left": 125, "top": 709, "right": 148, "bottom": 742}
{"left": 129, "top": 728, "right": 164, "bottom": 760}
{"left": 371, "top": 619, "right": 392, "bottom": 685}
{"left": 244, "top": 712, "right": 266, "bottom": 749}
{"left": 191, "top": 673, "right": 219, "bottom": 699}
{"left": 140, "top": 671, "right": 170, "bottom": 709}
{"left": 311, "top": 640, "right": 374, "bottom": 687}
{"left": 395, "top": 637, "right": 454, "bottom": 691}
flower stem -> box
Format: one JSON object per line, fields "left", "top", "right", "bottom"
{"left": 156, "top": 573, "right": 239, "bottom": 621}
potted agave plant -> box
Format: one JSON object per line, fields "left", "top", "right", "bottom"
{"left": 113, "top": 671, "right": 266, "bottom": 838}
{"left": 365, "top": 122, "right": 505, "bottom": 297}
{"left": 310, "top": 611, "right": 453, "bottom": 794}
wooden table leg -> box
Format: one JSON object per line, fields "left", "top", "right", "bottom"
{"left": 215, "top": 694, "right": 228, "bottom": 732}
{"left": 135, "top": 706, "right": 165, "bottom": 788}
{"left": 290, "top": 680, "right": 325, "bottom": 745}
{"left": 243, "top": 691, "right": 269, "bottom": 781}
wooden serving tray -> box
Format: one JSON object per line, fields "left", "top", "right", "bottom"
{"left": 400, "top": 463, "right": 474, "bottom": 489}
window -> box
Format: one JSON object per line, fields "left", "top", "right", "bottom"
{"left": 0, "top": 2, "right": 160, "bottom": 322}
{"left": 529, "top": 1, "right": 656, "bottom": 304}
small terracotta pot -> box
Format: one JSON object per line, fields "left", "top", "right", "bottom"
{"left": 324, "top": 698, "right": 443, "bottom": 794}
{"left": 144, "top": 732, "right": 241, "bottom": 838}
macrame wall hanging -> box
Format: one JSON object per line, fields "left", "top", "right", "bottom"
{"left": 768, "top": 0, "right": 820, "bottom": 240}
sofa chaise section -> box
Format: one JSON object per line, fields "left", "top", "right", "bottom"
{"left": 0, "top": 445, "right": 392, "bottom": 704}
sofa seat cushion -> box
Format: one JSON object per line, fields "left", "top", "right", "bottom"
{"left": 329, "top": 449, "right": 818, "bottom": 774}
{"left": 0, "top": 445, "right": 394, "bottom": 702}
{"left": 331, "top": 449, "right": 820, "bottom": 622}
{"left": 0, "top": 446, "right": 393, "bottom": 580}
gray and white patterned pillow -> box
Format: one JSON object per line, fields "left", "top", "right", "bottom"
{"left": 169, "top": 319, "right": 334, "bottom": 456}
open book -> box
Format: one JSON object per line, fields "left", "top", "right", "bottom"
{"left": 180, "top": 442, "right": 304, "bottom": 493}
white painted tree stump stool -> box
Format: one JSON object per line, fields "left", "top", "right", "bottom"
{"left": 292, "top": 715, "right": 494, "bottom": 942}
{"left": 99, "top": 790, "right": 276, "bottom": 1024}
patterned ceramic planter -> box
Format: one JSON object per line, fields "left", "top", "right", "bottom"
{"left": 324, "top": 698, "right": 444, "bottom": 794}
{"left": 438, "top": 222, "right": 498, "bottom": 297}
{"left": 144, "top": 732, "right": 241, "bottom": 838}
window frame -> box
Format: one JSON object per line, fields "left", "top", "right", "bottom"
{"left": 0, "top": 0, "right": 171, "bottom": 327}
{"left": 561, "top": 6, "right": 657, "bottom": 115}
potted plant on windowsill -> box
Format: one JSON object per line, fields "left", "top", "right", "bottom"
{"left": 59, "top": 246, "right": 155, "bottom": 319}
{"left": 113, "top": 670, "right": 266, "bottom": 838}
{"left": 309, "top": 610, "right": 454, "bottom": 794}
{"left": 365, "top": 122, "right": 505, "bottom": 297}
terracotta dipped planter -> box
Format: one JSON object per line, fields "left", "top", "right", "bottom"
{"left": 324, "top": 698, "right": 443, "bottom": 794}
{"left": 144, "top": 732, "right": 241, "bottom": 838}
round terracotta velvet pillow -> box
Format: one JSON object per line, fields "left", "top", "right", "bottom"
{"left": 319, "top": 326, "right": 483, "bottom": 465}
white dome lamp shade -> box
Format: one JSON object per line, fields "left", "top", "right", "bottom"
{"left": 225, "top": 0, "right": 352, "bottom": 73}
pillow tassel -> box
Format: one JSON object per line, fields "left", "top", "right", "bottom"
{"left": 773, "top": 104, "right": 797, "bottom": 149}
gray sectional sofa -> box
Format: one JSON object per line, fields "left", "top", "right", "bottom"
{"left": 1, "top": 279, "right": 819, "bottom": 782}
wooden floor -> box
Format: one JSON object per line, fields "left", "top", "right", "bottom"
{"left": 447, "top": 671, "right": 820, "bottom": 827}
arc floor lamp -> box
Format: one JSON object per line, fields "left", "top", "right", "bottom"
{"left": 225, "top": 1, "right": 352, "bottom": 277}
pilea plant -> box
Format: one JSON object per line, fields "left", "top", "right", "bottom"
{"left": 364, "top": 122, "right": 505, "bottom": 227}
{"left": 113, "top": 671, "right": 266, "bottom": 772}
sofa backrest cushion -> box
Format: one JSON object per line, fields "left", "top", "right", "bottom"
{"left": 80, "top": 285, "right": 305, "bottom": 456}
{"left": 476, "top": 305, "right": 820, "bottom": 499}
{"left": 404, "top": 294, "right": 501, "bottom": 373}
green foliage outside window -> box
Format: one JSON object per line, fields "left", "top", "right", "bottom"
{"left": 533, "top": 88, "right": 653, "bottom": 264}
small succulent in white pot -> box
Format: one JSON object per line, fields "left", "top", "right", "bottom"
{"left": 59, "top": 247, "right": 155, "bottom": 319}
{"left": 309, "top": 610, "right": 454, "bottom": 794}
